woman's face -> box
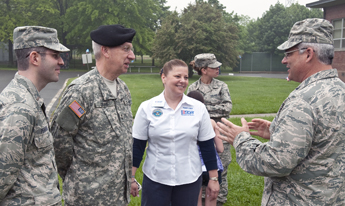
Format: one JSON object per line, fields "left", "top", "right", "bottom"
{"left": 203, "top": 67, "right": 219, "bottom": 78}
{"left": 162, "top": 66, "right": 189, "bottom": 96}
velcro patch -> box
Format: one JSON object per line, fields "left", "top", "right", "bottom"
{"left": 69, "top": 100, "right": 86, "bottom": 118}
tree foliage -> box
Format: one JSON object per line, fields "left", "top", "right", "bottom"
{"left": 63, "top": 0, "right": 162, "bottom": 54}
{"left": 0, "top": 0, "right": 325, "bottom": 66}
{"left": 0, "top": 0, "right": 164, "bottom": 60}
{"left": 0, "top": 0, "right": 60, "bottom": 63}
{"left": 152, "top": 1, "right": 239, "bottom": 70}
{"left": 247, "top": 2, "right": 323, "bottom": 55}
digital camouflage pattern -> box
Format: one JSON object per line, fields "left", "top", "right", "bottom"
{"left": 187, "top": 80, "right": 232, "bottom": 204}
{"left": 13, "top": 26, "right": 69, "bottom": 52}
{"left": 216, "top": 142, "right": 231, "bottom": 204}
{"left": 194, "top": 53, "right": 222, "bottom": 68}
{"left": 0, "top": 74, "right": 61, "bottom": 206}
{"left": 278, "top": 18, "right": 333, "bottom": 51}
{"left": 187, "top": 78, "right": 232, "bottom": 119}
{"left": 51, "top": 68, "right": 133, "bottom": 206}
{"left": 233, "top": 69, "right": 345, "bottom": 206}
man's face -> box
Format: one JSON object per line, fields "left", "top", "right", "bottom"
{"left": 281, "top": 47, "right": 307, "bottom": 83}
{"left": 39, "top": 49, "right": 64, "bottom": 83}
{"left": 108, "top": 42, "right": 135, "bottom": 75}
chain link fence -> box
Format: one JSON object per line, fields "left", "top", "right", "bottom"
{"left": 234, "top": 52, "right": 287, "bottom": 72}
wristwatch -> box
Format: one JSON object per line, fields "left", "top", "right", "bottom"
{"left": 210, "top": 177, "right": 218, "bottom": 181}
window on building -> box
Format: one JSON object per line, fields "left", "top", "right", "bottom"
{"left": 333, "top": 18, "right": 345, "bottom": 50}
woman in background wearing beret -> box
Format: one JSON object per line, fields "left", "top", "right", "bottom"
{"left": 187, "top": 53, "right": 232, "bottom": 206}
{"left": 130, "top": 59, "right": 219, "bottom": 206}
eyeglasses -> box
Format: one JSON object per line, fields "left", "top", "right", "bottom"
{"left": 121, "top": 45, "right": 134, "bottom": 53}
{"left": 25, "top": 51, "right": 61, "bottom": 60}
{"left": 284, "top": 48, "right": 308, "bottom": 58}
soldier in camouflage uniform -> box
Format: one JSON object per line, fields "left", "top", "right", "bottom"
{"left": 0, "top": 26, "right": 69, "bottom": 205}
{"left": 50, "top": 24, "right": 135, "bottom": 206}
{"left": 217, "top": 18, "right": 345, "bottom": 206}
{"left": 187, "top": 53, "right": 232, "bottom": 206}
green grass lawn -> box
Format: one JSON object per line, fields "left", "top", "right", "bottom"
{"left": 56, "top": 73, "right": 297, "bottom": 206}
{"left": 65, "top": 74, "right": 298, "bottom": 117}
{"left": 119, "top": 74, "right": 299, "bottom": 117}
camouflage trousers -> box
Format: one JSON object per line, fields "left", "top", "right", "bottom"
{"left": 217, "top": 142, "right": 231, "bottom": 204}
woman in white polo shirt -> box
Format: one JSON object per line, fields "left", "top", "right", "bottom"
{"left": 130, "top": 59, "right": 220, "bottom": 206}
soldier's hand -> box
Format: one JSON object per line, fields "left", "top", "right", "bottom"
{"left": 248, "top": 118, "right": 271, "bottom": 139}
{"left": 217, "top": 118, "right": 249, "bottom": 145}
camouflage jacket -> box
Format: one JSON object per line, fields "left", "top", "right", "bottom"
{"left": 187, "top": 78, "right": 232, "bottom": 119}
{"left": 234, "top": 69, "right": 345, "bottom": 206}
{"left": 50, "top": 68, "right": 133, "bottom": 206}
{"left": 0, "top": 74, "right": 61, "bottom": 206}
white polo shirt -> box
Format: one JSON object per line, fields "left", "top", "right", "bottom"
{"left": 133, "top": 91, "right": 215, "bottom": 186}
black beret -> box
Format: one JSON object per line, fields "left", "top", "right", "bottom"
{"left": 90, "top": 24, "right": 136, "bottom": 47}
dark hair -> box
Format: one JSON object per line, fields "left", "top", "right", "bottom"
{"left": 162, "top": 59, "right": 188, "bottom": 76}
{"left": 15, "top": 47, "right": 47, "bottom": 70}
{"left": 189, "top": 60, "right": 204, "bottom": 75}
{"left": 187, "top": 90, "right": 204, "bottom": 103}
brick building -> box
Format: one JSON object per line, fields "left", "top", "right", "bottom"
{"left": 307, "top": 0, "right": 345, "bottom": 81}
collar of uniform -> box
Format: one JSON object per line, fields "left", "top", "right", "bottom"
{"left": 153, "top": 91, "right": 194, "bottom": 108}
{"left": 295, "top": 69, "right": 338, "bottom": 91}
{"left": 94, "top": 68, "right": 117, "bottom": 101}
{"left": 196, "top": 77, "right": 218, "bottom": 89}
{"left": 15, "top": 72, "right": 44, "bottom": 106}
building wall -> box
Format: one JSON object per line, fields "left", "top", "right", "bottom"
{"left": 333, "top": 51, "right": 345, "bottom": 82}
{"left": 324, "top": 4, "right": 345, "bottom": 20}
{"left": 324, "top": 4, "right": 345, "bottom": 82}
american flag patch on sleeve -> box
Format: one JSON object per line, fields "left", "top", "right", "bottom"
{"left": 69, "top": 100, "right": 86, "bottom": 118}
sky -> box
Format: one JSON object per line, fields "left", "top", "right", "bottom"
{"left": 165, "top": 0, "right": 317, "bottom": 19}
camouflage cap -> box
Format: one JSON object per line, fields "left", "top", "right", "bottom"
{"left": 13, "top": 26, "right": 69, "bottom": 52}
{"left": 277, "top": 18, "right": 333, "bottom": 50}
{"left": 194, "top": 53, "right": 222, "bottom": 68}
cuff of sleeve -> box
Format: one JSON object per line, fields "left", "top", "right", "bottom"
{"left": 233, "top": 131, "right": 251, "bottom": 149}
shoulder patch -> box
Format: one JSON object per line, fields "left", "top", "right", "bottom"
{"left": 69, "top": 100, "right": 86, "bottom": 118}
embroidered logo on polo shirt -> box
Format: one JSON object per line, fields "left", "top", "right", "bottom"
{"left": 181, "top": 110, "right": 194, "bottom": 116}
{"left": 152, "top": 109, "right": 163, "bottom": 117}
{"left": 69, "top": 100, "right": 86, "bottom": 118}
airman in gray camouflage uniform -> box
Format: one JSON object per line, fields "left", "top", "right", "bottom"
{"left": 0, "top": 26, "right": 69, "bottom": 205}
{"left": 50, "top": 24, "right": 136, "bottom": 206}
{"left": 187, "top": 53, "right": 232, "bottom": 206}
{"left": 217, "top": 18, "right": 345, "bottom": 206}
